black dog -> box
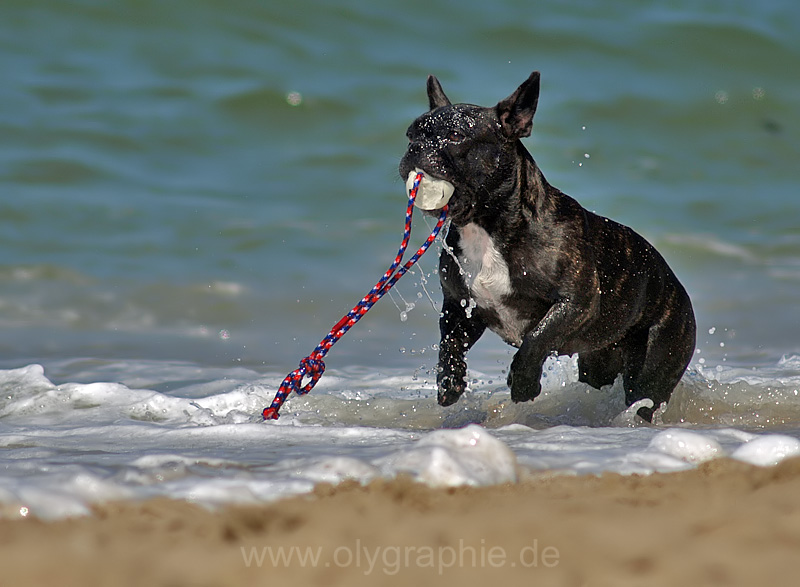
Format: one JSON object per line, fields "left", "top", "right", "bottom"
{"left": 399, "top": 72, "right": 696, "bottom": 422}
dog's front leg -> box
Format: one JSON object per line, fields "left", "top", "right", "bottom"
{"left": 508, "top": 299, "right": 585, "bottom": 403}
{"left": 436, "top": 296, "right": 486, "bottom": 406}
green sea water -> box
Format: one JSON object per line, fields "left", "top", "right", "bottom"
{"left": 1, "top": 0, "right": 799, "bottom": 376}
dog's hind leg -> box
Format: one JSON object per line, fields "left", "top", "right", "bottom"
{"left": 578, "top": 345, "right": 624, "bottom": 390}
{"left": 620, "top": 305, "right": 696, "bottom": 422}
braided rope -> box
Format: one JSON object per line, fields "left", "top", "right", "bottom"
{"left": 263, "top": 172, "right": 448, "bottom": 420}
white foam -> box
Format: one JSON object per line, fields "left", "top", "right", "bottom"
{"left": 297, "top": 457, "right": 381, "bottom": 485}
{"left": 647, "top": 429, "right": 723, "bottom": 463}
{"left": 612, "top": 398, "right": 655, "bottom": 427}
{"left": 381, "top": 424, "right": 517, "bottom": 487}
{"left": 731, "top": 435, "right": 800, "bottom": 466}
{"left": 0, "top": 361, "right": 798, "bottom": 518}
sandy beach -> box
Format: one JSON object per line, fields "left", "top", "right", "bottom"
{"left": 2, "top": 457, "right": 798, "bottom": 586}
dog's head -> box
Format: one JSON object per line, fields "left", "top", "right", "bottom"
{"left": 399, "top": 71, "right": 541, "bottom": 225}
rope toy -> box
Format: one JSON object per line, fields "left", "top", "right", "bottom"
{"left": 262, "top": 172, "right": 449, "bottom": 420}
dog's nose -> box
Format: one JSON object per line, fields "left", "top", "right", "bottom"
{"left": 406, "top": 139, "right": 422, "bottom": 152}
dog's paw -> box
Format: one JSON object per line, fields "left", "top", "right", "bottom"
{"left": 437, "top": 372, "right": 466, "bottom": 406}
{"left": 507, "top": 364, "right": 542, "bottom": 403}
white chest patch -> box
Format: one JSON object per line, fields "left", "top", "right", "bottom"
{"left": 457, "top": 223, "right": 526, "bottom": 345}
{"left": 457, "top": 223, "right": 512, "bottom": 301}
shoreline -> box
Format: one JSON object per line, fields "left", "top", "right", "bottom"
{"left": 2, "top": 457, "right": 799, "bottom": 586}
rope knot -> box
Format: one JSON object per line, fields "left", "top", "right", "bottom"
{"left": 261, "top": 353, "right": 326, "bottom": 421}
{"left": 297, "top": 354, "right": 325, "bottom": 394}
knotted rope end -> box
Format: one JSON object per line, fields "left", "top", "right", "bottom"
{"left": 262, "top": 407, "right": 280, "bottom": 420}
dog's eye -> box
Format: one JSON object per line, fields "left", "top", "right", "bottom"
{"left": 448, "top": 131, "right": 465, "bottom": 143}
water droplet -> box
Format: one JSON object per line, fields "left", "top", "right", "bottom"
{"left": 464, "top": 298, "right": 477, "bottom": 319}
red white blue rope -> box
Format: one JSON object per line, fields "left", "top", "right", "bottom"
{"left": 263, "top": 172, "right": 448, "bottom": 420}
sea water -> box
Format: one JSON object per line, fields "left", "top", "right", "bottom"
{"left": 1, "top": 0, "right": 800, "bottom": 518}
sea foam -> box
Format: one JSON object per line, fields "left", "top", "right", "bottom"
{"left": 0, "top": 361, "right": 799, "bottom": 518}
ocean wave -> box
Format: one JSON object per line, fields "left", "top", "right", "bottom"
{"left": 0, "top": 359, "right": 799, "bottom": 518}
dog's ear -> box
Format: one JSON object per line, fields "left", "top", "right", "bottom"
{"left": 427, "top": 75, "right": 452, "bottom": 110}
{"left": 496, "top": 71, "right": 540, "bottom": 140}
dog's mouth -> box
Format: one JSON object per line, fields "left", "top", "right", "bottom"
{"left": 405, "top": 168, "right": 455, "bottom": 211}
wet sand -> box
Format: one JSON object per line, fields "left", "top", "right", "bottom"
{"left": 2, "top": 457, "right": 800, "bottom": 586}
